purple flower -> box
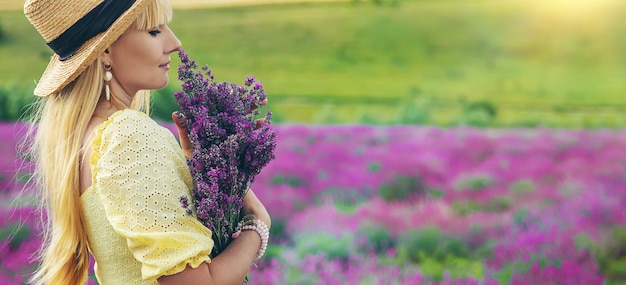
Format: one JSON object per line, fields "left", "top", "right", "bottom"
{"left": 174, "top": 49, "right": 276, "bottom": 257}
{"left": 179, "top": 196, "right": 193, "bottom": 216}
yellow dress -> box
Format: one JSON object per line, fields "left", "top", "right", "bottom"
{"left": 81, "top": 109, "right": 213, "bottom": 284}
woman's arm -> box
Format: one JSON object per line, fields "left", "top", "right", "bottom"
{"left": 159, "top": 113, "right": 271, "bottom": 285}
{"left": 158, "top": 231, "right": 259, "bottom": 285}
{"left": 158, "top": 192, "right": 269, "bottom": 285}
{"left": 158, "top": 190, "right": 271, "bottom": 285}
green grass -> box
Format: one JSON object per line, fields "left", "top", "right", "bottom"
{"left": 2, "top": 0, "right": 626, "bottom": 125}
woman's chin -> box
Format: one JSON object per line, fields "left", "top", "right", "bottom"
{"left": 153, "top": 79, "right": 169, "bottom": 91}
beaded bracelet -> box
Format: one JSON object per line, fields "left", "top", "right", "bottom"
{"left": 232, "top": 214, "right": 270, "bottom": 260}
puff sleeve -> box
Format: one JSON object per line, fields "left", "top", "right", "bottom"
{"left": 91, "top": 110, "right": 213, "bottom": 281}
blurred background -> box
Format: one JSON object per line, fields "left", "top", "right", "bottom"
{"left": 2, "top": 0, "right": 626, "bottom": 284}
{"left": 1, "top": 0, "right": 625, "bottom": 126}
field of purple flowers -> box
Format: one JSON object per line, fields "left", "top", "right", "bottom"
{"left": 2, "top": 122, "right": 626, "bottom": 284}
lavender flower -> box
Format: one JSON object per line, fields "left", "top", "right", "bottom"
{"left": 174, "top": 49, "right": 276, "bottom": 257}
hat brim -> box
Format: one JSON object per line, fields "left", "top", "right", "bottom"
{"left": 34, "top": 0, "right": 151, "bottom": 97}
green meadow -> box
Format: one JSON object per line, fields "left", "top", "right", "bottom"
{"left": 1, "top": 0, "right": 626, "bottom": 126}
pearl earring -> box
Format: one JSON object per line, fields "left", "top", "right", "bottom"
{"left": 104, "top": 63, "right": 112, "bottom": 101}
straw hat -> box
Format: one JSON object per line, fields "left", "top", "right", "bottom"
{"left": 24, "top": 0, "right": 152, "bottom": 97}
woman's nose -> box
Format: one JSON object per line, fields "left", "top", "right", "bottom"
{"left": 165, "top": 25, "right": 182, "bottom": 53}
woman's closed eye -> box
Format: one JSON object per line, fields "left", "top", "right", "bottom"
{"left": 149, "top": 29, "right": 162, "bottom": 36}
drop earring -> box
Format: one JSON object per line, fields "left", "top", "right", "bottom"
{"left": 104, "top": 62, "right": 112, "bottom": 101}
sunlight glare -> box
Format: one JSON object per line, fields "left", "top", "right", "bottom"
{"left": 533, "top": 0, "right": 617, "bottom": 19}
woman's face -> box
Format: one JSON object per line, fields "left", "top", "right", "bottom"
{"left": 105, "top": 24, "right": 181, "bottom": 101}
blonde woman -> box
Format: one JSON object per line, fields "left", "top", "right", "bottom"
{"left": 24, "top": 0, "right": 271, "bottom": 284}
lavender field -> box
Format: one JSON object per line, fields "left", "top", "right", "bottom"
{"left": 2, "top": 122, "right": 626, "bottom": 284}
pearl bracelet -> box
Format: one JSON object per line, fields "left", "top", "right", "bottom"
{"left": 232, "top": 214, "right": 270, "bottom": 260}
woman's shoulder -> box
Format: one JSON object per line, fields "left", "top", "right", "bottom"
{"left": 94, "top": 109, "right": 169, "bottom": 146}
{"left": 108, "top": 108, "right": 152, "bottom": 126}
{"left": 100, "top": 109, "right": 156, "bottom": 133}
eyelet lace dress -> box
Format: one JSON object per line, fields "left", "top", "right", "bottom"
{"left": 81, "top": 109, "right": 213, "bottom": 284}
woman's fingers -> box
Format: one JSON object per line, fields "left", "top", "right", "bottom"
{"left": 172, "top": 112, "right": 193, "bottom": 158}
{"left": 249, "top": 98, "right": 268, "bottom": 113}
{"left": 254, "top": 118, "right": 266, "bottom": 130}
{"left": 252, "top": 98, "right": 268, "bottom": 130}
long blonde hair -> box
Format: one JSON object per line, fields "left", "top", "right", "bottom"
{"left": 28, "top": 0, "right": 173, "bottom": 284}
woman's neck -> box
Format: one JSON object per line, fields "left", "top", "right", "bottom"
{"left": 92, "top": 95, "right": 128, "bottom": 118}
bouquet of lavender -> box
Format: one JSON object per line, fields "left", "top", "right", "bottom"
{"left": 174, "top": 49, "right": 276, "bottom": 257}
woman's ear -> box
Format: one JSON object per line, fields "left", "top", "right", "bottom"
{"left": 100, "top": 50, "right": 110, "bottom": 65}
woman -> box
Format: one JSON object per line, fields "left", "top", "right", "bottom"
{"left": 24, "top": 0, "right": 271, "bottom": 284}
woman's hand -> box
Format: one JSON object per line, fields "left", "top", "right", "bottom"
{"left": 251, "top": 98, "right": 268, "bottom": 130}
{"left": 172, "top": 112, "right": 193, "bottom": 158}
